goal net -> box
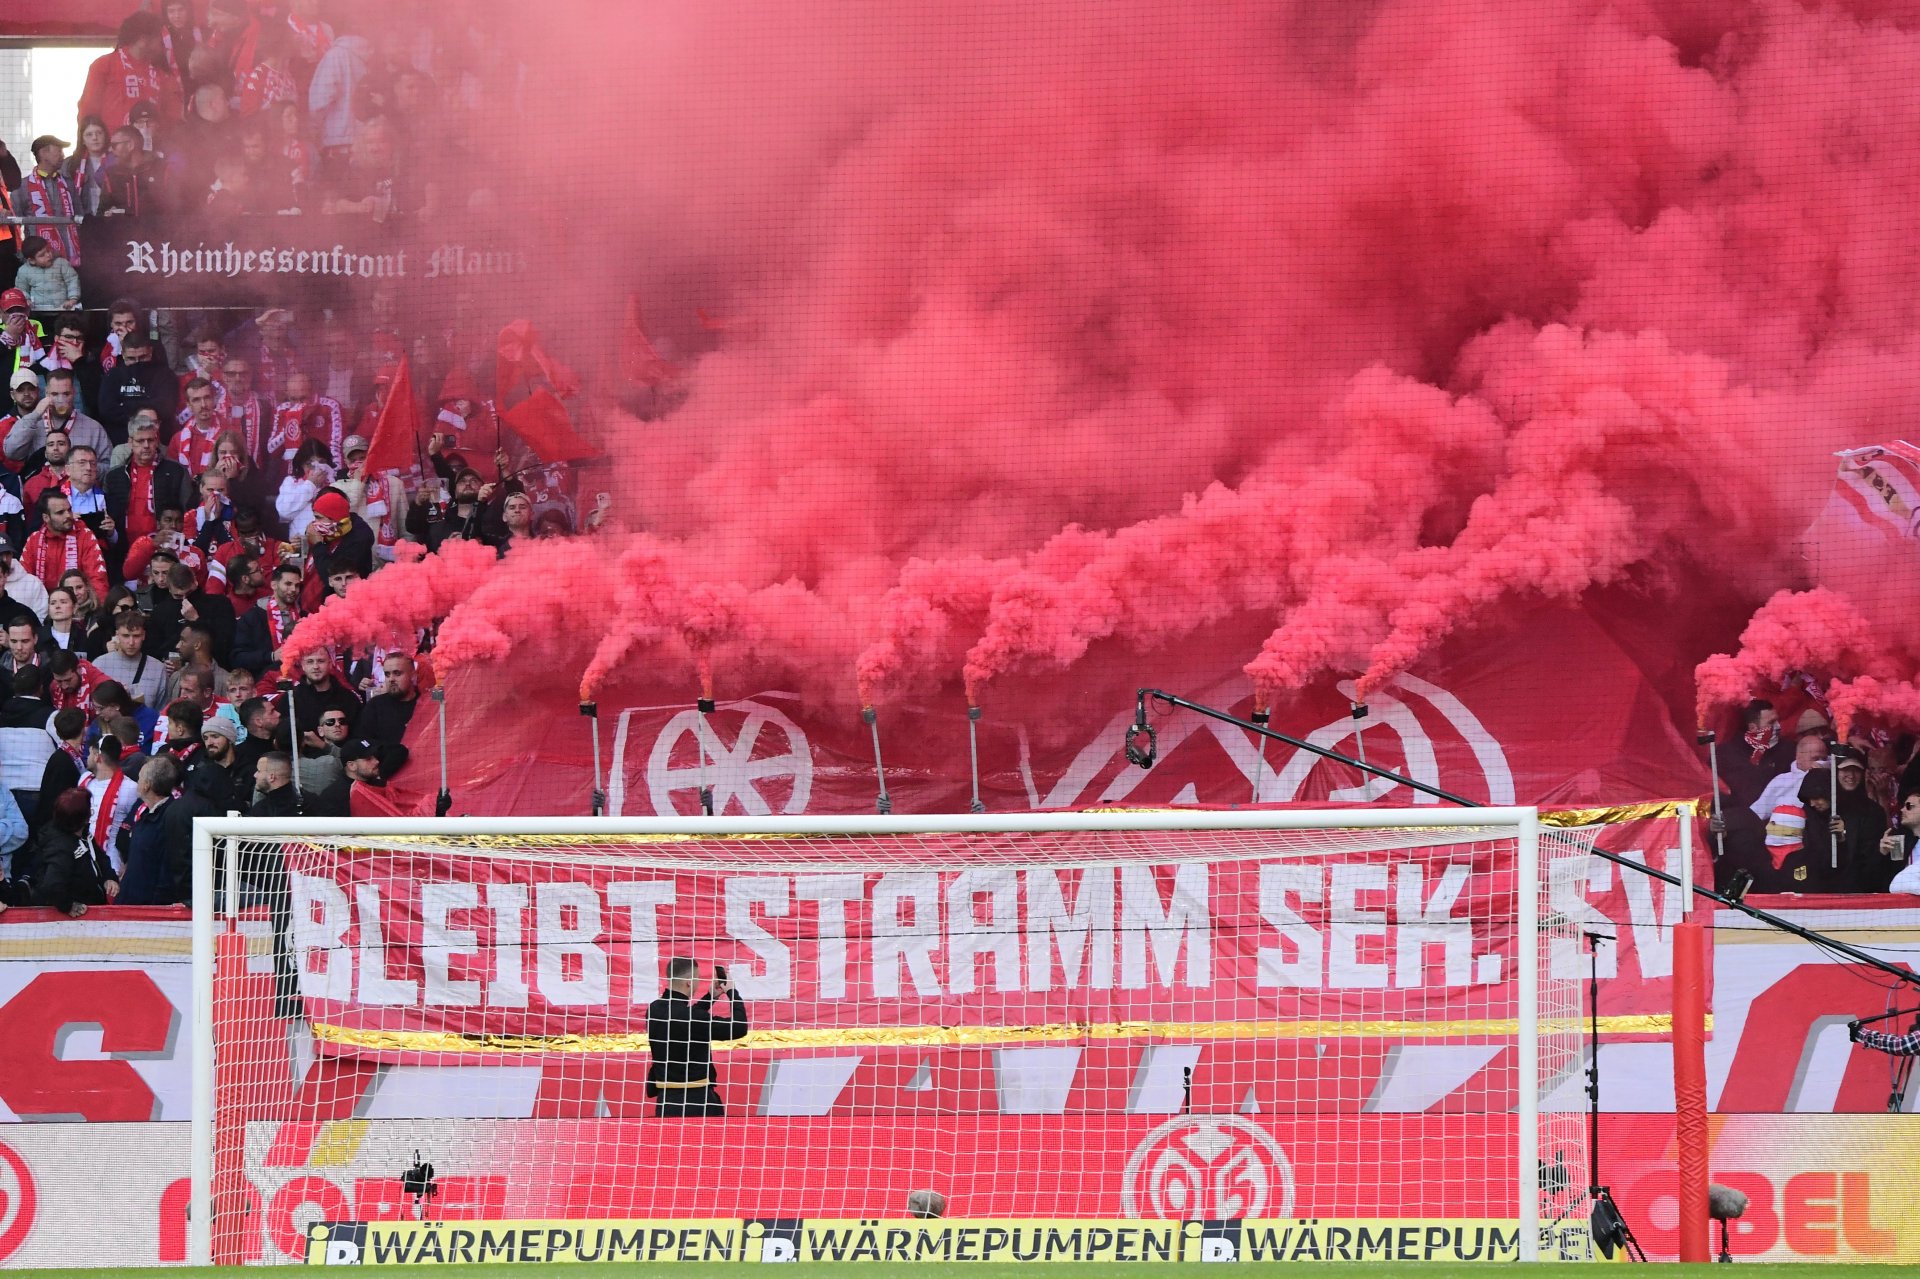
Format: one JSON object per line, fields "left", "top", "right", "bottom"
{"left": 193, "top": 811, "right": 1593, "bottom": 1266}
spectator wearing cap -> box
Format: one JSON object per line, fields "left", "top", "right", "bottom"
{"left": 197, "top": 711, "right": 242, "bottom": 807}
{"left": 79, "top": 13, "right": 181, "bottom": 133}
{"left": 407, "top": 466, "right": 490, "bottom": 552}
{"left": 299, "top": 488, "right": 373, "bottom": 609}
{"left": 342, "top": 735, "right": 407, "bottom": 816}
{"left": 13, "top": 237, "right": 80, "bottom": 314}
{"left": 21, "top": 491, "right": 107, "bottom": 603}
{"left": 6, "top": 368, "right": 110, "bottom": 463}
{"left": 337, "top": 435, "right": 406, "bottom": 563}
{"left": 11, "top": 137, "right": 82, "bottom": 268}
{"left": 0, "top": 292, "right": 49, "bottom": 382}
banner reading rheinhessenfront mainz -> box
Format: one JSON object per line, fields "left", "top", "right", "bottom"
{"left": 76, "top": 214, "right": 526, "bottom": 310}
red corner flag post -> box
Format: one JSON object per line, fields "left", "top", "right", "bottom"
{"left": 361, "top": 356, "right": 421, "bottom": 478}
{"left": 1672, "top": 914, "right": 1711, "bottom": 1262}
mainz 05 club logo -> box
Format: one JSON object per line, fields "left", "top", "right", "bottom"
{"left": 0, "top": 1142, "right": 36, "bottom": 1262}
{"left": 1120, "top": 1115, "right": 1296, "bottom": 1221}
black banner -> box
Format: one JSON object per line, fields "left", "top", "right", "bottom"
{"left": 77, "top": 213, "right": 527, "bottom": 310}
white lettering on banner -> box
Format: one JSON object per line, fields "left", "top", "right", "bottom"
{"left": 122, "top": 240, "right": 412, "bottom": 280}
{"left": 948, "top": 869, "right": 1023, "bottom": 995}
{"left": 1255, "top": 864, "right": 1496, "bottom": 990}
{"left": 796, "top": 875, "right": 862, "bottom": 999}
{"left": 1257, "top": 865, "right": 1323, "bottom": 987}
{"left": 1025, "top": 868, "right": 1115, "bottom": 991}
{"left": 300, "top": 860, "right": 1536, "bottom": 1010}
{"left": 608, "top": 881, "right": 676, "bottom": 1001}
{"left": 354, "top": 884, "right": 418, "bottom": 1006}
{"left": 1118, "top": 864, "right": 1211, "bottom": 989}
{"left": 293, "top": 874, "right": 353, "bottom": 1000}
{"left": 486, "top": 883, "right": 530, "bottom": 1008}
{"left": 871, "top": 872, "right": 942, "bottom": 998}
{"left": 420, "top": 883, "right": 481, "bottom": 1006}
{"left": 1328, "top": 865, "right": 1391, "bottom": 989}
{"left": 726, "top": 878, "right": 793, "bottom": 1000}
{"left": 535, "top": 884, "right": 607, "bottom": 1005}
{"left": 1394, "top": 863, "right": 1474, "bottom": 987}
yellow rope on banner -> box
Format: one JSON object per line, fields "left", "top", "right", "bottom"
{"left": 310, "top": 1012, "right": 1691, "bottom": 1055}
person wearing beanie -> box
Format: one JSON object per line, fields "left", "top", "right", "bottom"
{"left": 298, "top": 487, "right": 372, "bottom": 612}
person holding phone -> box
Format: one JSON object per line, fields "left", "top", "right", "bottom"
{"left": 645, "top": 957, "right": 750, "bottom": 1117}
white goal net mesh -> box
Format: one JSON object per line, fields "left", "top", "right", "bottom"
{"left": 199, "top": 816, "right": 1593, "bottom": 1265}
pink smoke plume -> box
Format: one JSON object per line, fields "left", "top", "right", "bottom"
{"left": 306, "top": 0, "right": 1920, "bottom": 734}
{"left": 280, "top": 539, "right": 500, "bottom": 676}
{"left": 1692, "top": 588, "right": 1902, "bottom": 726}
{"left": 1829, "top": 677, "right": 1920, "bottom": 739}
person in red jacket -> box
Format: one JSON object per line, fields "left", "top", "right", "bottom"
{"left": 22, "top": 491, "right": 107, "bottom": 601}
{"left": 78, "top": 14, "right": 181, "bottom": 134}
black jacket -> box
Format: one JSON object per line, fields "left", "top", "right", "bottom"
{"left": 358, "top": 691, "right": 420, "bottom": 751}
{"left": 644, "top": 988, "right": 750, "bottom": 1094}
{"left": 105, "top": 458, "right": 193, "bottom": 532}
{"left": 307, "top": 514, "right": 375, "bottom": 582}
{"left": 230, "top": 601, "right": 290, "bottom": 677}
{"left": 24, "top": 824, "right": 113, "bottom": 913}
{"left": 285, "top": 676, "right": 362, "bottom": 741}
{"left": 32, "top": 747, "right": 81, "bottom": 827}
{"left": 96, "top": 361, "right": 179, "bottom": 440}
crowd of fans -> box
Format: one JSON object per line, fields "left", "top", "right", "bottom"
{"left": 0, "top": 0, "right": 586, "bottom": 915}
{"left": 1714, "top": 698, "right": 1920, "bottom": 896}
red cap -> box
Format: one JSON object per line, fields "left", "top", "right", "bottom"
{"left": 0, "top": 289, "right": 27, "bottom": 313}
{"left": 311, "top": 490, "right": 352, "bottom": 523}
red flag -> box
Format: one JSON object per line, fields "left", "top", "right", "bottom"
{"left": 501, "top": 388, "right": 599, "bottom": 464}
{"left": 361, "top": 356, "right": 421, "bottom": 478}
{"left": 621, "top": 295, "right": 678, "bottom": 388}
{"left": 496, "top": 319, "right": 581, "bottom": 401}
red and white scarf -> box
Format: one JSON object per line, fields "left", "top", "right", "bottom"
{"left": 27, "top": 528, "right": 81, "bottom": 583}
{"left": 224, "top": 395, "right": 267, "bottom": 461}
{"left": 265, "top": 599, "right": 299, "bottom": 649}
{"left": 91, "top": 768, "right": 126, "bottom": 849}
{"left": 1744, "top": 721, "right": 1780, "bottom": 766}
{"left": 19, "top": 168, "right": 81, "bottom": 263}
{"left": 268, "top": 397, "right": 345, "bottom": 469}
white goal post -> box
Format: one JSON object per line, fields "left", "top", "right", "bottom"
{"left": 192, "top": 809, "right": 1590, "bottom": 1266}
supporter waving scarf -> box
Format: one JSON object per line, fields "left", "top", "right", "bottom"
{"left": 18, "top": 168, "right": 80, "bottom": 264}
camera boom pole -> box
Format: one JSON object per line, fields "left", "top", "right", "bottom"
{"left": 1135, "top": 688, "right": 1920, "bottom": 990}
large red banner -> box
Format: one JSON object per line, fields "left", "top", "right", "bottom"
{"left": 289, "top": 815, "right": 1694, "bottom": 1063}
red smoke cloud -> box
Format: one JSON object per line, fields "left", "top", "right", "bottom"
{"left": 307, "top": 1, "right": 1920, "bottom": 742}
